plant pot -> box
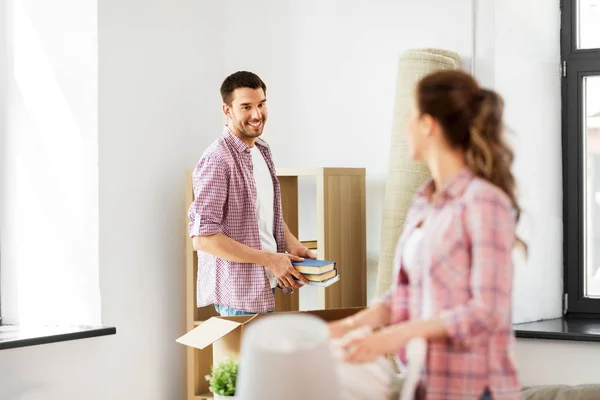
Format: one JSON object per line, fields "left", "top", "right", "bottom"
{"left": 213, "top": 394, "right": 236, "bottom": 400}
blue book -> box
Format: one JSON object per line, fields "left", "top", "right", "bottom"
{"left": 291, "top": 259, "right": 336, "bottom": 274}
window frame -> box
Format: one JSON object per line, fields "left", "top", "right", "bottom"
{"left": 562, "top": 0, "right": 600, "bottom": 315}
{"left": 0, "top": 0, "right": 5, "bottom": 326}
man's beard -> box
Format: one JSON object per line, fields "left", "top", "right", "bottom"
{"left": 234, "top": 119, "right": 264, "bottom": 138}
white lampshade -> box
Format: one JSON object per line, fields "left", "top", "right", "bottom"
{"left": 235, "top": 314, "right": 342, "bottom": 400}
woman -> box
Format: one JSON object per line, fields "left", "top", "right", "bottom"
{"left": 329, "top": 70, "right": 522, "bottom": 400}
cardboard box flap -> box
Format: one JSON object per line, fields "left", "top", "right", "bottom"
{"left": 177, "top": 316, "right": 252, "bottom": 350}
{"left": 295, "top": 307, "right": 365, "bottom": 321}
{"left": 176, "top": 308, "right": 366, "bottom": 358}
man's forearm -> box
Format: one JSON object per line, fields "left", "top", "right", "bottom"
{"left": 283, "top": 221, "right": 300, "bottom": 251}
{"left": 193, "top": 233, "right": 272, "bottom": 266}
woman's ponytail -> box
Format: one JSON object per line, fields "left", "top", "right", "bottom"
{"left": 466, "top": 89, "right": 519, "bottom": 220}
{"left": 417, "top": 71, "right": 526, "bottom": 253}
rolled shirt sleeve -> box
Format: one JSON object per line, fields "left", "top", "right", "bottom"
{"left": 188, "top": 155, "right": 229, "bottom": 238}
{"left": 373, "top": 280, "right": 410, "bottom": 325}
{"left": 438, "top": 192, "right": 516, "bottom": 349}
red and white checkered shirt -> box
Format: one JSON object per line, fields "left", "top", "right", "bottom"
{"left": 377, "top": 168, "right": 521, "bottom": 400}
{"left": 188, "top": 126, "right": 285, "bottom": 312}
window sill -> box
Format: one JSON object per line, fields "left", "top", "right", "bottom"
{"left": 0, "top": 324, "right": 116, "bottom": 350}
{"left": 514, "top": 316, "right": 600, "bottom": 342}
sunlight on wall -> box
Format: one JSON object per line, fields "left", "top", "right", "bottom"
{"left": 2, "top": 0, "right": 99, "bottom": 326}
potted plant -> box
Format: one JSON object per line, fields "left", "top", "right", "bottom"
{"left": 205, "top": 355, "right": 239, "bottom": 399}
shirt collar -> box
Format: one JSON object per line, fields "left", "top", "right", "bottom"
{"left": 417, "top": 166, "right": 473, "bottom": 205}
{"left": 222, "top": 125, "right": 269, "bottom": 153}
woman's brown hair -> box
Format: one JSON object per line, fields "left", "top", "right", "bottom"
{"left": 416, "top": 70, "right": 525, "bottom": 250}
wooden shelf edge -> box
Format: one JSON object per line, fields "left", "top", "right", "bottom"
{"left": 276, "top": 167, "right": 365, "bottom": 177}
{"left": 300, "top": 240, "right": 318, "bottom": 249}
{"left": 321, "top": 167, "right": 365, "bottom": 176}
{"left": 276, "top": 167, "right": 323, "bottom": 176}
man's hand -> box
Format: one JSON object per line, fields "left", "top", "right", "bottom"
{"left": 283, "top": 221, "right": 316, "bottom": 259}
{"left": 286, "top": 241, "right": 316, "bottom": 259}
{"left": 265, "top": 253, "right": 310, "bottom": 288}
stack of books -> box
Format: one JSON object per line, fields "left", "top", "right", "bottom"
{"left": 292, "top": 259, "right": 339, "bottom": 287}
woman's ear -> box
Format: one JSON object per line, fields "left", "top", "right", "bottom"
{"left": 420, "top": 114, "right": 435, "bottom": 137}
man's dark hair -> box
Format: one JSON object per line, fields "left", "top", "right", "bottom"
{"left": 220, "top": 71, "right": 267, "bottom": 106}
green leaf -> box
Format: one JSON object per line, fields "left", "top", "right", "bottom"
{"left": 206, "top": 355, "right": 239, "bottom": 396}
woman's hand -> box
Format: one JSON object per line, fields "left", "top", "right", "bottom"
{"left": 342, "top": 324, "right": 410, "bottom": 363}
{"left": 328, "top": 317, "right": 355, "bottom": 339}
{"left": 328, "top": 304, "right": 393, "bottom": 340}
{"left": 342, "top": 319, "right": 448, "bottom": 363}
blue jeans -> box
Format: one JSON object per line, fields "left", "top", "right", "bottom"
{"left": 214, "top": 304, "right": 272, "bottom": 316}
{"left": 214, "top": 289, "right": 275, "bottom": 316}
{"left": 480, "top": 388, "right": 492, "bottom": 400}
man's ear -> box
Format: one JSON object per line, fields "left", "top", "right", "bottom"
{"left": 222, "top": 103, "right": 231, "bottom": 119}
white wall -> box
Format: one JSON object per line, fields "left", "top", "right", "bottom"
{"left": 220, "top": 0, "right": 564, "bottom": 322}
{"left": 498, "top": 0, "right": 599, "bottom": 386}
{"left": 470, "top": 1, "right": 564, "bottom": 323}
{"left": 0, "top": 1, "right": 594, "bottom": 399}
{"left": 0, "top": 0, "right": 100, "bottom": 326}
{"left": 221, "top": 0, "right": 475, "bottom": 303}
{"left": 493, "top": 0, "right": 564, "bottom": 323}
{"left": 220, "top": 0, "right": 590, "bottom": 388}
{"left": 517, "top": 339, "right": 600, "bottom": 385}
{"left": 97, "top": 0, "right": 223, "bottom": 397}
{"left": 0, "top": 1, "right": 223, "bottom": 399}
{"left": 0, "top": 0, "right": 7, "bottom": 283}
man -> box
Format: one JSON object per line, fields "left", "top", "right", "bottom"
{"left": 188, "top": 71, "right": 314, "bottom": 316}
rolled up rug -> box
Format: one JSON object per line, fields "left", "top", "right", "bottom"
{"left": 375, "top": 49, "right": 462, "bottom": 297}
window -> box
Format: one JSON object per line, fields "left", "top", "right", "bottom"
{"left": 0, "top": 0, "right": 6, "bottom": 326}
{"left": 0, "top": 0, "right": 101, "bottom": 327}
{"left": 562, "top": 0, "right": 600, "bottom": 314}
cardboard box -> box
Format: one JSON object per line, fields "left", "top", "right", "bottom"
{"left": 177, "top": 307, "right": 365, "bottom": 368}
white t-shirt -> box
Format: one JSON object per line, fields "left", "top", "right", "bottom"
{"left": 250, "top": 145, "right": 278, "bottom": 288}
{"left": 402, "top": 227, "right": 433, "bottom": 318}
{"left": 401, "top": 224, "right": 433, "bottom": 384}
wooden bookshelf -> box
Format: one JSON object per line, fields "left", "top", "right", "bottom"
{"left": 300, "top": 240, "right": 318, "bottom": 249}
{"left": 276, "top": 167, "right": 367, "bottom": 310}
{"left": 184, "top": 167, "right": 367, "bottom": 399}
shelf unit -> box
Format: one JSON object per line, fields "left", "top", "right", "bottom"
{"left": 184, "top": 167, "right": 367, "bottom": 400}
